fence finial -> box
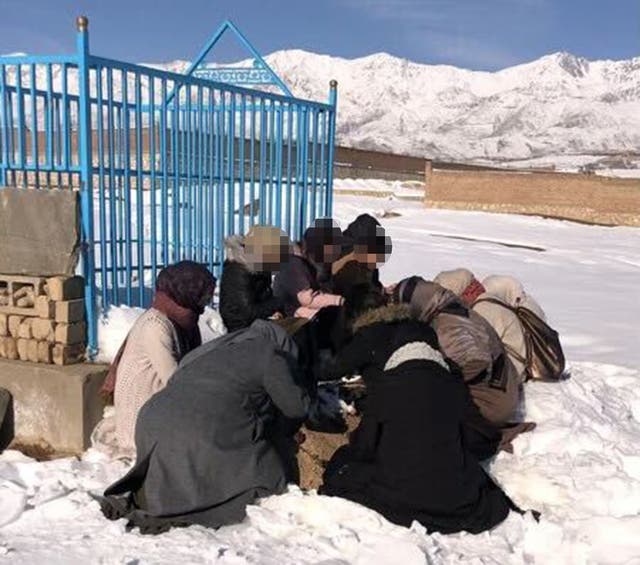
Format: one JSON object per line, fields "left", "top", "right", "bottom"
{"left": 330, "top": 79, "right": 338, "bottom": 88}
{"left": 76, "top": 16, "right": 89, "bottom": 31}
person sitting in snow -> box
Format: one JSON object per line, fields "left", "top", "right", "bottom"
{"left": 98, "top": 319, "right": 309, "bottom": 534}
{"left": 320, "top": 298, "right": 517, "bottom": 534}
{"left": 435, "top": 269, "right": 552, "bottom": 383}
{"left": 392, "top": 276, "right": 537, "bottom": 459}
{"left": 101, "top": 261, "right": 216, "bottom": 454}
{"left": 394, "top": 276, "right": 521, "bottom": 426}
{"left": 219, "top": 225, "right": 290, "bottom": 333}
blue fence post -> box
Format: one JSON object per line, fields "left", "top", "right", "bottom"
{"left": 76, "top": 15, "right": 98, "bottom": 357}
{"left": 326, "top": 79, "right": 338, "bottom": 216}
{"left": 0, "top": 66, "right": 7, "bottom": 187}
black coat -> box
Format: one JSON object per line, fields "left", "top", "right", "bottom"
{"left": 219, "top": 260, "right": 282, "bottom": 332}
{"left": 272, "top": 255, "right": 320, "bottom": 318}
{"left": 320, "top": 304, "right": 513, "bottom": 534}
{"left": 331, "top": 257, "right": 386, "bottom": 329}
{"left": 100, "top": 321, "right": 309, "bottom": 532}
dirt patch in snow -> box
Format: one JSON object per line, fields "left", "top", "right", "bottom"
{"left": 297, "top": 414, "right": 360, "bottom": 491}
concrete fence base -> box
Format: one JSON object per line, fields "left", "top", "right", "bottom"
{"left": 0, "top": 359, "right": 107, "bottom": 454}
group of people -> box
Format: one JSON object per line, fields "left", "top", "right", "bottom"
{"left": 98, "top": 213, "right": 563, "bottom": 536}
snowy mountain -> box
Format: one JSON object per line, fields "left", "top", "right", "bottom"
{"left": 154, "top": 50, "right": 640, "bottom": 171}
{"left": 4, "top": 49, "right": 640, "bottom": 171}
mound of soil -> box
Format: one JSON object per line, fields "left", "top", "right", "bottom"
{"left": 297, "top": 414, "right": 360, "bottom": 491}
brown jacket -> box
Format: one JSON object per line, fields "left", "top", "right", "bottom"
{"left": 408, "top": 281, "right": 519, "bottom": 424}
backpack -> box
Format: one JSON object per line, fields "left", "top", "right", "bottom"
{"left": 475, "top": 298, "right": 565, "bottom": 381}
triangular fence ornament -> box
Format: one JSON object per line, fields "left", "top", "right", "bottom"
{"left": 184, "top": 19, "right": 292, "bottom": 96}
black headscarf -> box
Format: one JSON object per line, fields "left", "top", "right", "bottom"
{"left": 303, "top": 218, "right": 344, "bottom": 263}
{"left": 342, "top": 214, "right": 392, "bottom": 257}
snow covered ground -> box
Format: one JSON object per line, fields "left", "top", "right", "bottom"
{"left": 2, "top": 194, "right": 640, "bottom": 564}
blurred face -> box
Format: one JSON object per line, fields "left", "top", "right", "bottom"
{"left": 323, "top": 243, "right": 342, "bottom": 264}
{"left": 246, "top": 239, "right": 291, "bottom": 272}
{"left": 354, "top": 246, "right": 380, "bottom": 269}
{"left": 304, "top": 220, "right": 343, "bottom": 264}
{"left": 352, "top": 227, "right": 392, "bottom": 269}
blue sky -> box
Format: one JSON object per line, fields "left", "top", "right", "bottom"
{"left": 1, "top": 0, "right": 638, "bottom": 70}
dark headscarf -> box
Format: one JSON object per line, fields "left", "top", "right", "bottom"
{"left": 303, "top": 218, "right": 343, "bottom": 264}
{"left": 155, "top": 261, "right": 216, "bottom": 315}
{"left": 342, "top": 214, "right": 392, "bottom": 257}
{"left": 101, "top": 261, "right": 216, "bottom": 398}
{"left": 393, "top": 276, "right": 423, "bottom": 305}
{"left": 344, "top": 214, "right": 380, "bottom": 243}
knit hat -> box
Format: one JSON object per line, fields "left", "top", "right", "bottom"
{"left": 244, "top": 225, "right": 292, "bottom": 271}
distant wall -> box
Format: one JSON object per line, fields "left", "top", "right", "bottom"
{"left": 333, "top": 145, "right": 505, "bottom": 181}
{"left": 425, "top": 168, "right": 640, "bottom": 226}
{"left": 334, "top": 146, "right": 426, "bottom": 181}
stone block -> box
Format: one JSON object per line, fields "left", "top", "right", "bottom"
{"left": 27, "top": 340, "right": 39, "bottom": 364}
{"left": 17, "top": 339, "right": 29, "bottom": 361}
{"left": 0, "top": 359, "right": 108, "bottom": 453}
{"left": 17, "top": 319, "right": 33, "bottom": 339}
{"left": 52, "top": 343, "right": 85, "bottom": 366}
{"left": 37, "top": 341, "right": 52, "bottom": 364}
{"left": 54, "top": 300, "right": 85, "bottom": 323}
{"left": 0, "top": 187, "right": 80, "bottom": 277}
{"left": 0, "top": 337, "right": 18, "bottom": 361}
{"left": 8, "top": 316, "right": 23, "bottom": 338}
{"left": 54, "top": 322, "right": 86, "bottom": 345}
{"left": 46, "top": 276, "right": 84, "bottom": 302}
{"left": 0, "top": 276, "right": 45, "bottom": 316}
{"left": 0, "top": 286, "right": 8, "bottom": 307}
{"left": 0, "top": 313, "right": 7, "bottom": 337}
{"left": 35, "top": 296, "right": 55, "bottom": 319}
{"left": 32, "top": 318, "right": 56, "bottom": 342}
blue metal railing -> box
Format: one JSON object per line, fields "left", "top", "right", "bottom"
{"left": 0, "top": 17, "right": 338, "bottom": 355}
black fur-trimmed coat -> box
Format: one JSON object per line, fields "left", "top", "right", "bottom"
{"left": 320, "top": 304, "right": 513, "bottom": 534}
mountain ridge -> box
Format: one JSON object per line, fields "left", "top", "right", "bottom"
{"left": 153, "top": 49, "right": 640, "bottom": 171}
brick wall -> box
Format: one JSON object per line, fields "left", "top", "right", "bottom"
{"left": 426, "top": 169, "right": 640, "bottom": 226}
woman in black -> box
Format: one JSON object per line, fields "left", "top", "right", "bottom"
{"left": 320, "top": 301, "right": 516, "bottom": 534}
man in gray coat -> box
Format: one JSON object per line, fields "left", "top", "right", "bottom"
{"left": 99, "top": 320, "right": 310, "bottom": 534}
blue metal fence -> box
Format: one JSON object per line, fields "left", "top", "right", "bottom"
{"left": 0, "top": 17, "right": 338, "bottom": 355}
